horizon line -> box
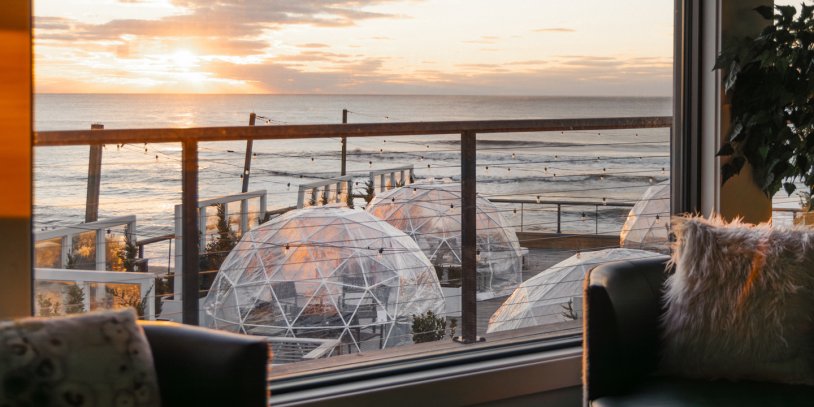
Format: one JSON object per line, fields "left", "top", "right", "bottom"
{"left": 35, "top": 92, "right": 673, "bottom": 98}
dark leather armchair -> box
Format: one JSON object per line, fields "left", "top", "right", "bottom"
{"left": 140, "top": 321, "right": 268, "bottom": 407}
{"left": 583, "top": 256, "right": 814, "bottom": 406}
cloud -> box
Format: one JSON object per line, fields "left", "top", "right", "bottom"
{"left": 534, "top": 27, "right": 576, "bottom": 33}
{"left": 34, "top": 0, "right": 408, "bottom": 56}
{"left": 201, "top": 53, "right": 672, "bottom": 96}
{"left": 464, "top": 35, "right": 500, "bottom": 44}
{"left": 298, "top": 43, "right": 330, "bottom": 49}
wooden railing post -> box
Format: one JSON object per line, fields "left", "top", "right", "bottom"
{"left": 182, "top": 139, "right": 200, "bottom": 325}
{"left": 341, "top": 109, "right": 348, "bottom": 176}
{"left": 242, "top": 113, "right": 255, "bottom": 193}
{"left": 556, "top": 204, "right": 562, "bottom": 234}
{"left": 85, "top": 123, "right": 104, "bottom": 223}
{"left": 459, "top": 131, "right": 479, "bottom": 343}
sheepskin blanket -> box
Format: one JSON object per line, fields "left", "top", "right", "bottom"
{"left": 660, "top": 216, "right": 814, "bottom": 385}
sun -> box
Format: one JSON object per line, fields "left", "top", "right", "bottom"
{"left": 169, "top": 49, "right": 198, "bottom": 70}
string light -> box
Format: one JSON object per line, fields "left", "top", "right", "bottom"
{"left": 286, "top": 182, "right": 291, "bottom": 191}
{"left": 661, "top": 167, "right": 666, "bottom": 174}
{"left": 649, "top": 177, "right": 655, "bottom": 184}
{"left": 476, "top": 250, "right": 481, "bottom": 262}
{"left": 284, "top": 244, "right": 290, "bottom": 255}
{"left": 377, "top": 247, "right": 384, "bottom": 260}
{"left": 511, "top": 153, "right": 516, "bottom": 159}
{"left": 581, "top": 212, "right": 587, "bottom": 222}
{"left": 536, "top": 195, "right": 541, "bottom": 204}
{"left": 369, "top": 161, "right": 373, "bottom": 168}
{"left": 602, "top": 197, "right": 607, "bottom": 205}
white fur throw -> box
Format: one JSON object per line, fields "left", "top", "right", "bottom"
{"left": 661, "top": 216, "right": 814, "bottom": 385}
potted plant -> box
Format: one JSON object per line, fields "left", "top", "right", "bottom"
{"left": 715, "top": 4, "right": 814, "bottom": 206}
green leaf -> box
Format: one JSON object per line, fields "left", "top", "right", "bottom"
{"left": 717, "top": 143, "right": 735, "bottom": 157}
{"left": 725, "top": 61, "right": 741, "bottom": 92}
{"left": 758, "top": 145, "right": 770, "bottom": 160}
{"left": 754, "top": 5, "right": 774, "bottom": 20}
{"left": 784, "top": 182, "right": 797, "bottom": 196}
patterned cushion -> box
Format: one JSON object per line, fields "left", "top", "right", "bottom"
{"left": 0, "top": 309, "right": 161, "bottom": 406}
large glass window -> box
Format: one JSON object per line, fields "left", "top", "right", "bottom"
{"left": 33, "top": 0, "right": 676, "bottom": 379}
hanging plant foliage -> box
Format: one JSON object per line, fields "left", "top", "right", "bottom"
{"left": 715, "top": 4, "right": 814, "bottom": 205}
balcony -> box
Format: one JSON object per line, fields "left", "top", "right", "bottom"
{"left": 32, "top": 115, "right": 678, "bottom": 375}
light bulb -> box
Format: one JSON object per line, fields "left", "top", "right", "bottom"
{"left": 536, "top": 195, "right": 541, "bottom": 204}
{"left": 476, "top": 250, "right": 481, "bottom": 262}
{"left": 284, "top": 244, "right": 290, "bottom": 255}
{"left": 581, "top": 212, "right": 587, "bottom": 222}
{"left": 661, "top": 167, "right": 666, "bottom": 175}
{"left": 507, "top": 167, "right": 511, "bottom": 172}
{"left": 655, "top": 214, "right": 661, "bottom": 224}
{"left": 649, "top": 177, "right": 655, "bottom": 184}
{"left": 602, "top": 197, "right": 607, "bottom": 205}
{"left": 511, "top": 153, "right": 516, "bottom": 159}
{"left": 369, "top": 161, "right": 373, "bottom": 168}
{"left": 155, "top": 155, "right": 159, "bottom": 160}
{"left": 377, "top": 248, "right": 384, "bottom": 260}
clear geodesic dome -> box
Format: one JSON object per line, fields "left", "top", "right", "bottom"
{"left": 620, "top": 181, "right": 671, "bottom": 253}
{"left": 367, "top": 182, "right": 522, "bottom": 300}
{"left": 487, "top": 248, "right": 661, "bottom": 333}
{"left": 203, "top": 205, "right": 445, "bottom": 356}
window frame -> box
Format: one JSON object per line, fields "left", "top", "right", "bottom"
{"left": 5, "top": 0, "right": 709, "bottom": 404}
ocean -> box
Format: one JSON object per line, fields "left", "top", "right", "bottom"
{"left": 34, "top": 94, "right": 673, "bottom": 267}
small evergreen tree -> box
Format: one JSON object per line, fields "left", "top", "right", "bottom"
{"left": 63, "top": 284, "right": 86, "bottom": 314}
{"left": 411, "top": 310, "right": 447, "bottom": 343}
{"left": 37, "top": 294, "right": 61, "bottom": 317}
{"left": 117, "top": 232, "right": 139, "bottom": 272}
{"left": 561, "top": 298, "right": 579, "bottom": 321}
{"left": 65, "top": 251, "right": 77, "bottom": 269}
{"left": 363, "top": 179, "right": 375, "bottom": 204}
{"left": 199, "top": 204, "right": 238, "bottom": 296}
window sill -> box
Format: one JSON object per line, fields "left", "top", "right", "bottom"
{"left": 270, "top": 321, "right": 582, "bottom": 406}
{"left": 271, "top": 343, "right": 581, "bottom": 406}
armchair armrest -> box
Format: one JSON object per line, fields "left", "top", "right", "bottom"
{"left": 139, "top": 321, "right": 269, "bottom": 407}
{"left": 583, "top": 255, "right": 670, "bottom": 402}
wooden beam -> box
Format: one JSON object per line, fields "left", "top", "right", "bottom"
{"left": 0, "top": 0, "right": 32, "bottom": 319}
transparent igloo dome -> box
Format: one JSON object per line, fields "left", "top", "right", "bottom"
{"left": 367, "top": 182, "right": 522, "bottom": 300}
{"left": 487, "top": 248, "right": 661, "bottom": 333}
{"left": 203, "top": 205, "right": 445, "bottom": 355}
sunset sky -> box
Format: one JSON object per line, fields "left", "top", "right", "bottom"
{"left": 33, "top": 0, "right": 677, "bottom": 95}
